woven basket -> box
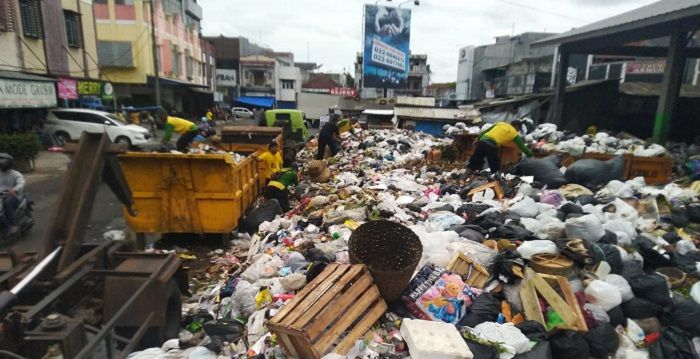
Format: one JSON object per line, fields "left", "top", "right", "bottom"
{"left": 348, "top": 220, "right": 422, "bottom": 302}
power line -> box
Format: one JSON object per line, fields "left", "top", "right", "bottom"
{"left": 495, "top": 0, "right": 591, "bottom": 23}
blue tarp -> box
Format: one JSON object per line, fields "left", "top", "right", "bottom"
{"left": 415, "top": 121, "right": 447, "bottom": 136}
{"left": 235, "top": 96, "right": 275, "bottom": 108}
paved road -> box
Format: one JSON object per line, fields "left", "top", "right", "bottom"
{"left": 5, "top": 117, "right": 309, "bottom": 252}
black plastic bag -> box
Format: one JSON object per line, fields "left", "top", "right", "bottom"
{"left": 489, "top": 250, "right": 525, "bottom": 284}
{"left": 513, "top": 341, "right": 552, "bottom": 359}
{"left": 671, "top": 207, "right": 689, "bottom": 228}
{"left": 622, "top": 297, "right": 663, "bottom": 319}
{"left": 516, "top": 320, "right": 548, "bottom": 341}
{"left": 575, "top": 194, "right": 598, "bottom": 205}
{"left": 560, "top": 202, "right": 584, "bottom": 215}
{"left": 629, "top": 274, "right": 671, "bottom": 306}
{"left": 515, "top": 155, "right": 567, "bottom": 188}
{"left": 459, "top": 292, "right": 500, "bottom": 327}
{"left": 564, "top": 156, "right": 625, "bottom": 189}
{"left": 687, "top": 204, "right": 700, "bottom": 223}
{"left": 494, "top": 224, "right": 539, "bottom": 241}
{"left": 635, "top": 238, "right": 672, "bottom": 270}
{"left": 598, "top": 244, "right": 623, "bottom": 274}
{"left": 598, "top": 231, "right": 618, "bottom": 245}
{"left": 660, "top": 296, "right": 700, "bottom": 336}
{"left": 648, "top": 326, "right": 698, "bottom": 359}
{"left": 584, "top": 323, "right": 619, "bottom": 359}
{"left": 550, "top": 331, "right": 590, "bottom": 359}
{"left": 238, "top": 199, "right": 282, "bottom": 234}
{"left": 663, "top": 231, "right": 682, "bottom": 244}
{"left": 670, "top": 252, "right": 698, "bottom": 274}
{"left": 607, "top": 306, "right": 626, "bottom": 328}
{"left": 466, "top": 340, "right": 498, "bottom": 359}
{"left": 456, "top": 203, "right": 492, "bottom": 220}
{"left": 620, "top": 260, "right": 644, "bottom": 282}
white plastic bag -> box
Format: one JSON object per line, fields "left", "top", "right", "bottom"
{"left": 447, "top": 239, "right": 497, "bottom": 267}
{"left": 603, "top": 220, "right": 637, "bottom": 239}
{"left": 240, "top": 254, "right": 272, "bottom": 282}
{"left": 585, "top": 280, "right": 622, "bottom": 311}
{"left": 565, "top": 214, "right": 605, "bottom": 243}
{"left": 509, "top": 196, "right": 539, "bottom": 218}
{"left": 473, "top": 322, "right": 530, "bottom": 357}
{"left": 428, "top": 211, "right": 465, "bottom": 230}
{"left": 604, "top": 274, "right": 634, "bottom": 302}
{"left": 516, "top": 240, "right": 559, "bottom": 260}
{"left": 690, "top": 282, "right": 700, "bottom": 304}
{"left": 583, "top": 303, "right": 610, "bottom": 324}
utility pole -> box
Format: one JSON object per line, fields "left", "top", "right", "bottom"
{"left": 149, "top": 0, "right": 162, "bottom": 106}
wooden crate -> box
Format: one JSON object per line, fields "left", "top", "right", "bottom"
{"left": 519, "top": 272, "right": 587, "bottom": 333}
{"left": 268, "top": 264, "right": 387, "bottom": 359}
{"left": 628, "top": 156, "right": 674, "bottom": 185}
{"left": 467, "top": 181, "right": 505, "bottom": 200}
{"left": 446, "top": 252, "right": 489, "bottom": 288}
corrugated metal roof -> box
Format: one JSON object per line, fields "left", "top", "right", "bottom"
{"left": 394, "top": 106, "right": 480, "bottom": 120}
{"left": 395, "top": 96, "right": 435, "bottom": 107}
{"left": 535, "top": 0, "right": 700, "bottom": 47}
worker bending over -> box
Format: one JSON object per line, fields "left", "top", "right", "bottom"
{"left": 263, "top": 168, "right": 298, "bottom": 212}
{"left": 158, "top": 110, "right": 200, "bottom": 152}
{"left": 467, "top": 120, "right": 533, "bottom": 174}
{"left": 316, "top": 115, "right": 341, "bottom": 160}
{"left": 258, "top": 141, "right": 283, "bottom": 182}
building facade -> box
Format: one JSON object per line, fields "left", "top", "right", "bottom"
{"left": 355, "top": 52, "right": 431, "bottom": 99}
{"left": 456, "top": 46, "right": 475, "bottom": 102}
{"left": 94, "top": 0, "right": 210, "bottom": 114}
{"left": 0, "top": 0, "right": 103, "bottom": 132}
{"left": 275, "top": 54, "right": 302, "bottom": 109}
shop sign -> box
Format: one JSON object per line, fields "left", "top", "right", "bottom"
{"left": 626, "top": 61, "right": 665, "bottom": 75}
{"left": 57, "top": 77, "right": 78, "bottom": 100}
{"left": 102, "top": 82, "right": 114, "bottom": 101}
{"left": 330, "top": 87, "right": 357, "bottom": 97}
{"left": 216, "top": 69, "right": 237, "bottom": 87}
{"left": 77, "top": 80, "right": 103, "bottom": 96}
{"left": 0, "top": 78, "right": 56, "bottom": 108}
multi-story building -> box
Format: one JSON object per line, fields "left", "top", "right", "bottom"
{"left": 0, "top": 0, "right": 102, "bottom": 132}
{"left": 238, "top": 55, "right": 276, "bottom": 108}
{"left": 355, "top": 52, "right": 430, "bottom": 99}
{"left": 275, "top": 53, "right": 302, "bottom": 109}
{"left": 456, "top": 46, "right": 475, "bottom": 102}
{"left": 94, "top": 0, "right": 210, "bottom": 114}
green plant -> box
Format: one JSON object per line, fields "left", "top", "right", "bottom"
{"left": 0, "top": 133, "right": 42, "bottom": 162}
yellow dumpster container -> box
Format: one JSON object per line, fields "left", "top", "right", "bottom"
{"left": 118, "top": 152, "right": 259, "bottom": 235}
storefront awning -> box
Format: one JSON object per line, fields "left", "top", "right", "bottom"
{"left": 147, "top": 76, "right": 209, "bottom": 88}
{"left": 235, "top": 96, "right": 275, "bottom": 108}
{"left": 0, "top": 70, "right": 57, "bottom": 108}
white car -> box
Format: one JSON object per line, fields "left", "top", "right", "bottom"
{"left": 231, "top": 107, "right": 253, "bottom": 118}
{"left": 45, "top": 109, "right": 151, "bottom": 146}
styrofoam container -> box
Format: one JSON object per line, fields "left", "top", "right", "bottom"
{"left": 400, "top": 318, "right": 473, "bottom": 359}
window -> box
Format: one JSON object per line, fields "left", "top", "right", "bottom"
{"left": 98, "top": 41, "right": 133, "bottom": 67}
{"left": 64, "top": 11, "right": 82, "bottom": 48}
{"left": 115, "top": 0, "right": 134, "bottom": 5}
{"left": 281, "top": 80, "right": 294, "bottom": 89}
{"left": 94, "top": 0, "right": 107, "bottom": 3}
{"left": 0, "top": 0, "right": 10, "bottom": 31}
{"left": 20, "top": 0, "right": 43, "bottom": 38}
{"left": 171, "top": 44, "right": 180, "bottom": 76}
{"left": 186, "top": 51, "right": 193, "bottom": 78}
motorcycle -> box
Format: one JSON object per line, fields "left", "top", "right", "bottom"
{"left": 0, "top": 192, "right": 34, "bottom": 242}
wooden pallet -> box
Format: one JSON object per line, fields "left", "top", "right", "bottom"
{"left": 446, "top": 252, "right": 490, "bottom": 288}
{"left": 267, "top": 264, "right": 387, "bottom": 359}
{"left": 467, "top": 181, "right": 505, "bottom": 200}
{"left": 519, "top": 272, "right": 587, "bottom": 333}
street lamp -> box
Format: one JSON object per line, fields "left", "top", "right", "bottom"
{"left": 398, "top": 0, "right": 419, "bottom": 7}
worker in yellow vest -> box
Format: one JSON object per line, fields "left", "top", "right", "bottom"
{"left": 467, "top": 120, "right": 533, "bottom": 174}
{"left": 158, "top": 110, "right": 200, "bottom": 152}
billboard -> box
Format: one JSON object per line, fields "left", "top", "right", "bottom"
{"left": 363, "top": 4, "right": 411, "bottom": 89}
{"left": 216, "top": 69, "right": 237, "bottom": 87}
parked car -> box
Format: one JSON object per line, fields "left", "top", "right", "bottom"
{"left": 45, "top": 109, "right": 151, "bottom": 146}
{"left": 231, "top": 107, "right": 253, "bottom": 118}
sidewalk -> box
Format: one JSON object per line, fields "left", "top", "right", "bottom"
{"left": 26, "top": 151, "right": 69, "bottom": 185}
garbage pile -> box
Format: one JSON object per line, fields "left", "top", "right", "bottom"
{"left": 129, "top": 126, "right": 700, "bottom": 359}
{"left": 525, "top": 123, "right": 668, "bottom": 157}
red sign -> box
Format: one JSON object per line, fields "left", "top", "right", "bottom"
{"left": 57, "top": 77, "right": 78, "bottom": 100}
{"left": 626, "top": 61, "right": 665, "bottom": 75}
{"left": 330, "top": 87, "right": 357, "bottom": 97}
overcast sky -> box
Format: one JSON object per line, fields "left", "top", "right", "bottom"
{"left": 201, "top": 0, "right": 657, "bottom": 83}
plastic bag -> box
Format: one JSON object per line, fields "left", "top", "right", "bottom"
{"left": 566, "top": 214, "right": 605, "bottom": 243}
{"left": 473, "top": 322, "right": 531, "bottom": 357}
{"left": 622, "top": 297, "right": 663, "bottom": 319}
{"left": 604, "top": 274, "right": 634, "bottom": 302}
{"left": 659, "top": 296, "right": 700, "bottom": 336}
{"left": 540, "top": 191, "right": 564, "bottom": 207}
{"left": 584, "top": 303, "right": 610, "bottom": 324}
{"left": 690, "top": 282, "right": 700, "bottom": 304}
{"left": 565, "top": 156, "right": 625, "bottom": 189}
{"left": 629, "top": 274, "right": 671, "bottom": 306}
{"left": 550, "top": 331, "right": 590, "bottom": 359}
{"left": 585, "top": 280, "right": 623, "bottom": 311}
{"left": 428, "top": 211, "right": 466, "bottom": 230}
{"left": 516, "top": 155, "right": 568, "bottom": 188}
{"left": 447, "top": 239, "right": 497, "bottom": 267}
{"left": 240, "top": 254, "right": 273, "bottom": 282}
{"left": 231, "top": 280, "right": 260, "bottom": 319}
{"left": 459, "top": 292, "right": 500, "bottom": 327}
{"left": 517, "top": 240, "right": 559, "bottom": 260}
{"left": 599, "top": 180, "right": 635, "bottom": 198}
{"left": 509, "top": 196, "right": 539, "bottom": 218}
{"left": 648, "top": 326, "right": 698, "bottom": 359}
{"left": 584, "top": 323, "right": 619, "bottom": 359}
